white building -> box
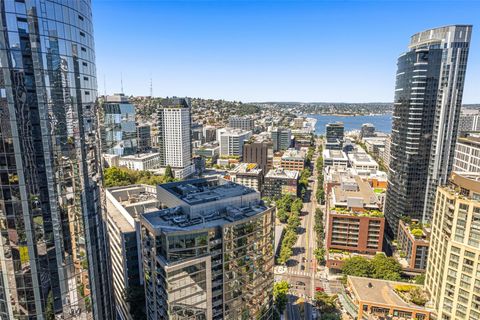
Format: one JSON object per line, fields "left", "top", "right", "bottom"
{"left": 347, "top": 149, "right": 379, "bottom": 175}
{"left": 118, "top": 153, "right": 161, "bottom": 171}
{"left": 453, "top": 133, "right": 480, "bottom": 172}
{"left": 157, "top": 98, "right": 195, "bottom": 178}
{"left": 217, "top": 128, "right": 252, "bottom": 157}
{"left": 323, "top": 149, "right": 349, "bottom": 169}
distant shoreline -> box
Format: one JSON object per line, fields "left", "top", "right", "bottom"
{"left": 305, "top": 112, "right": 392, "bottom": 117}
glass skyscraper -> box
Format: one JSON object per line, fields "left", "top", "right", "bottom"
{"left": 385, "top": 25, "right": 472, "bottom": 235}
{"left": 0, "top": 1, "right": 111, "bottom": 319}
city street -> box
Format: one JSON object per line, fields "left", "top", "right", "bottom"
{"left": 275, "top": 143, "right": 326, "bottom": 319}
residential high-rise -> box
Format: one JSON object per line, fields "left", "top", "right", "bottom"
{"left": 453, "top": 132, "right": 480, "bottom": 172}
{"left": 140, "top": 177, "right": 274, "bottom": 319}
{"left": 0, "top": 1, "right": 111, "bottom": 319}
{"left": 425, "top": 172, "right": 480, "bottom": 320}
{"left": 271, "top": 127, "right": 292, "bottom": 151}
{"left": 325, "top": 122, "right": 344, "bottom": 150}
{"left": 157, "top": 98, "right": 195, "bottom": 179}
{"left": 385, "top": 25, "right": 472, "bottom": 234}
{"left": 101, "top": 93, "right": 138, "bottom": 156}
{"left": 106, "top": 185, "right": 159, "bottom": 320}
{"left": 217, "top": 127, "right": 252, "bottom": 158}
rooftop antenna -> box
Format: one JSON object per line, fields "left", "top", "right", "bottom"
{"left": 149, "top": 76, "right": 153, "bottom": 98}
{"left": 103, "top": 74, "right": 106, "bottom": 96}
{"left": 120, "top": 72, "right": 124, "bottom": 94}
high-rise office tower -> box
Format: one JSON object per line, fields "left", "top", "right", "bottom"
{"left": 217, "top": 127, "right": 252, "bottom": 158}
{"left": 136, "top": 123, "right": 152, "bottom": 153}
{"left": 425, "top": 172, "right": 480, "bottom": 320}
{"left": 271, "top": 127, "right": 291, "bottom": 152}
{"left": 157, "top": 98, "right": 195, "bottom": 179}
{"left": 228, "top": 116, "right": 255, "bottom": 131}
{"left": 325, "top": 122, "right": 344, "bottom": 150}
{"left": 243, "top": 139, "right": 273, "bottom": 173}
{"left": 101, "top": 93, "right": 137, "bottom": 156}
{"left": 385, "top": 25, "right": 472, "bottom": 234}
{"left": 0, "top": 1, "right": 111, "bottom": 319}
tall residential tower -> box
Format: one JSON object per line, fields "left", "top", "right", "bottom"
{"left": 157, "top": 98, "right": 195, "bottom": 179}
{"left": 385, "top": 25, "right": 472, "bottom": 234}
{"left": 0, "top": 1, "right": 111, "bottom": 319}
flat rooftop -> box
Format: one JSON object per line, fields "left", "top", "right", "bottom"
{"left": 230, "top": 163, "right": 262, "bottom": 175}
{"left": 161, "top": 178, "right": 257, "bottom": 206}
{"left": 348, "top": 276, "right": 427, "bottom": 311}
{"left": 119, "top": 152, "right": 160, "bottom": 160}
{"left": 332, "top": 175, "right": 379, "bottom": 208}
{"left": 348, "top": 151, "right": 377, "bottom": 165}
{"left": 323, "top": 149, "right": 348, "bottom": 160}
{"left": 281, "top": 148, "right": 306, "bottom": 161}
{"left": 141, "top": 202, "right": 267, "bottom": 231}
{"left": 265, "top": 168, "right": 299, "bottom": 180}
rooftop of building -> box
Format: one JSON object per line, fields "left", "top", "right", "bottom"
{"left": 326, "top": 122, "right": 344, "bottom": 127}
{"left": 447, "top": 171, "right": 480, "bottom": 197}
{"left": 348, "top": 276, "right": 429, "bottom": 311}
{"left": 331, "top": 175, "right": 380, "bottom": 210}
{"left": 281, "top": 148, "right": 306, "bottom": 161}
{"left": 230, "top": 163, "right": 262, "bottom": 175}
{"left": 398, "top": 219, "right": 430, "bottom": 243}
{"left": 119, "top": 152, "right": 160, "bottom": 160}
{"left": 457, "top": 132, "right": 480, "bottom": 146}
{"left": 264, "top": 168, "right": 299, "bottom": 180}
{"left": 218, "top": 127, "right": 252, "bottom": 136}
{"left": 159, "top": 97, "right": 190, "bottom": 108}
{"left": 104, "top": 93, "right": 129, "bottom": 103}
{"left": 348, "top": 150, "right": 378, "bottom": 166}
{"left": 106, "top": 185, "right": 160, "bottom": 230}
{"left": 160, "top": 177, "right": 257, "bottom": 206}
{"left": 323, "top": 149, "right": 348, "bottom": 161}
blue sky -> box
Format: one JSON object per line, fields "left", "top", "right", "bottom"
{"left": 93, "top": 0, "right": 480, "bottom": 103}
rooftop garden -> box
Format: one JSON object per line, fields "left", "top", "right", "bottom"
{"left": 374, "top": 188, "right": 385, "bottom": 194}
{"left": 330, "top": 207, "right": 384, "bottom": 218}
{"left": 401, "top": 217, "right": 430, "bottom": 239}
{"left": 393, "top": 284, "right": 429, "bottom": 306}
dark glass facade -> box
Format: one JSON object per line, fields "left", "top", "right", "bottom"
{"left": 0, "top": 1, "right": 111, "bottom": 319}
{"left": 385, "top": 25, "right": 472, "bottom": 235}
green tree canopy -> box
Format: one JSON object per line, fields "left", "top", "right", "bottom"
{"left": 341, "top": 256, "right": 374, "bottom": 277}
{"left": 274, "top": 281, "right": 290, "bottom": 314}
{"left": 314, "top": 292, "right": 337, "bottom": 314}
{"left": 371, "top": 254, "right": 402, "bottom": 281}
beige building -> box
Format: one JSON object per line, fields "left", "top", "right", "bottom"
{"left": 425, "top": 172, "right": 480, "bottom": 320}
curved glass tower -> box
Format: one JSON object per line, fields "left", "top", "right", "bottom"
{"left": 0, "top": 1, "right": 111, "bottom": 319}
{"left": 385, "top": 25, "right": 472, "bottom": 235}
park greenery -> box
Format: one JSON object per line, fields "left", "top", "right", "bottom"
{"left": 276, "top": 195, "right": 303, "bottom": 264}
{"left": 342, "top": 254, "right": 403, "bottom": 281}
{"left": 274, "top": 280, "right": 290, "bottom": 315}
{"left": 104, "top": 166, "right": 175, "bottom": 187}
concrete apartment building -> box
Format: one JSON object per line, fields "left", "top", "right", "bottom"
{"left": 263, "top": 168, "right": 299, "bottom": 198}
{"left": 229, "top": 163, "right": 263, "bottom": 193}
{"left": 396, "top": 220, "right": 430, "bottom": 273}
{"left": 453, "top": 132, "right": 480, "bottom": 172}
{"left": 326, "top": 174, "right": 384, "bottom": 269}
{"left": 228, "top": 116, "right": 255, "bottom": 131}
{"left": 425, "top": 172, "right": 480, "bottom": 320}
{"left": 157, "top": 98, "right": 195, "bottom": 179}
{"left": 218, "top": 128, "right": 252, "bottom": 158}
{"left": 139, "top": 177, "right": 274, "bottom": 320}
{"left": 106, "top": 185, "right": 159, "bottom": 320}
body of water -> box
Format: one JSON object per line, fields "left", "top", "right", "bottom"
{"left": 308, "top": 114, "right": 392, "bottom": 134}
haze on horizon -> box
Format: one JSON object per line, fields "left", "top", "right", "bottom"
{"left": 93, "top": 0, "right": 480, "bottom": 104}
